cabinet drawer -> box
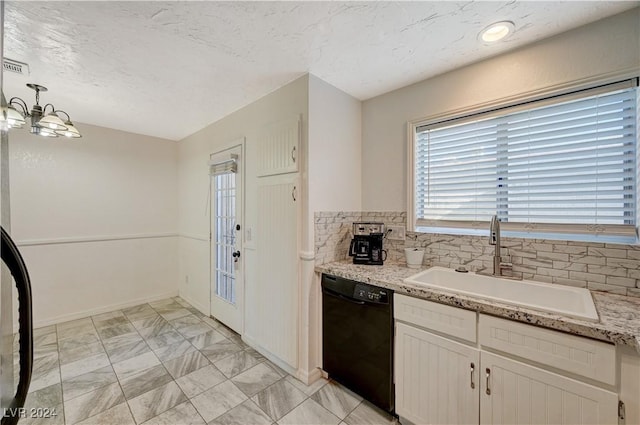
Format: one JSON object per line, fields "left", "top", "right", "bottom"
{"left": 394, "top": 294, "right": 476, "bottom": 343}
{"left": 479, "top": 314, "right": 615, "bottom": 385}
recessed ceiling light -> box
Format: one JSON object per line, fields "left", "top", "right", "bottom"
{"left": 479, "top": 21, "right": 515, "bottom": 43}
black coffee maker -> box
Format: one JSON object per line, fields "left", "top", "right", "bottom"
{"left": 349, "top": 222, "right": 386, "bottom": 265}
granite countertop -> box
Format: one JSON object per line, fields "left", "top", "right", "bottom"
{"left": 316, "top": 260, "right": 640, "bottom": 354}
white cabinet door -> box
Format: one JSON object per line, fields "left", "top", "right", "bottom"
{"left": 252, "top": 174, "right": 299, "bottom": 368}
{"left": 395, "top": 322, "right": 480, "bottom": 425}
{"left": 257, "top": 116, "right": 300, "bottom": 176}
{"left": 480, "top": 352, "right": 618, "bottom": 425}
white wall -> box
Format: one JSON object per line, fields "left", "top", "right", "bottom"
{"left": 177, "top": 75, "right": 309, "bottom": 318}
{"left": 308, "top": 74, "right": 362, "bottom": 236}
{"left": 9, "top": 123, "right": 178, "bottom": 326}
{"left": 304, "top": 74, "right": 362, "bottom": 378}
{"left": 361, "top": 8, "right": 640, "bottom": 211}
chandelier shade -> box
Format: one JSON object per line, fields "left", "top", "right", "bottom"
{"left": 31, "top": 127, "right": 59, "bottom": 137}
{"left": 38, "top": 112, "right": 68, "bottom": 131}
{"left": 56, "top": 121, "right": 81, "bottom": 138}
{"left": 5, "top": 105, "right": 26, "bottom": 128}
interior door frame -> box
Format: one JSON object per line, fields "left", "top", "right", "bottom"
{"left": 209, "top": 138, "right": 245, "bottom": 334}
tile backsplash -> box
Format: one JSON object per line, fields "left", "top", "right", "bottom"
{"left": 314, "top": 211, "right": 640, "bottom": 298}
{"left": 314, "top": 211, "right": 361, "bottom": 266}
{"left": 314, "top": 211, "right": 407, "bottom": 266}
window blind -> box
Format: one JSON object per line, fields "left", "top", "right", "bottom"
{"left": 414, "top": 80, "right": 638, "bottom": 237}
{"left": 209, "top": 155, "right": 237, "bottom": 176}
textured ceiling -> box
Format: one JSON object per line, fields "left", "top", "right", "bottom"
{"left": 3, "top": 1, "right": 638, "bottom": 141}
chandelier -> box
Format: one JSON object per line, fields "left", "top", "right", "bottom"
{"left": 2, "top": 83, "right": 82, "bottom": 138}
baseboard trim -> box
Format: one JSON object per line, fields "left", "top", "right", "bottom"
{"left": 242, "top": 333, "right": 297, "bottom": 376}
{"left": 28, "top": 290, "right": 179, "bottom": 331}
{"left": 296, "top": 366, "right": 323, "bottom": 385}
{"left": 179, "top": 292, "right": 209, "bottom": 316}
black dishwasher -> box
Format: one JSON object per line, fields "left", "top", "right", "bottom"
{"left": 322, "top": 273, "right": 394, "bottom": 413}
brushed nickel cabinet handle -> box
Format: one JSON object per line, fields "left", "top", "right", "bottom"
{"left": 470, "top": 362, "right": 475, "bottom": 389}
{"left": 485, "top": 368, "right": 491, "bottom": 395}
{"left": 291, "top": 146, "right": 297, "bottom": 163}
{"left": 292, "top": 186, "right": 297, "bottom": 202}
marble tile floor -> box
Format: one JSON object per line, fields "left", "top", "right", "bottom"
{"left": 13, "top": 297, "right": 398, "bottom": 425}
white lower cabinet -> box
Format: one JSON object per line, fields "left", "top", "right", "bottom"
{"left": 394, "top": 294, "right": 620, "bottom": 425}
{"left": 395, "top": 322, "right": 479, "bottom": 425}
{"left": 480, "top": 352, "right": 618, "bottom": 425}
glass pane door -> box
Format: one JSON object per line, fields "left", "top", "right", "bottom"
{"left": 210, "top": 143, "right": 243, "bottom": 333}
{"left": 214, "top": 172, "right": 236, "bottom": 304}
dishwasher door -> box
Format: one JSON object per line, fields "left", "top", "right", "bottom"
{"left": 321, "top": 274, "right": 394, "bottom": 413}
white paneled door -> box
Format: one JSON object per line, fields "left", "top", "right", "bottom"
{"left": 210, "top": 145, "right": 243, "bottom": 334}
{"left": 395, "top": 322, "right": 480, "bottom": 425}
{"left": 480, "top": 352, "right": 618, "bottom": 425}
{"left": 254, "top": 173, "right": 299, "bottom": 368}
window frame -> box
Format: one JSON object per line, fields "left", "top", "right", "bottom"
{"left": 407, "top": 77, "right": 640, "bottom": 242}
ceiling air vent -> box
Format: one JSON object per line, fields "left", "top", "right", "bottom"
{"left": 3, "top": 58, "right": 29, "bottom": 76}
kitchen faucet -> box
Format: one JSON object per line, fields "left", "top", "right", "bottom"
{"left": 489, "top": 215, "right": 512, "bottom": 276}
